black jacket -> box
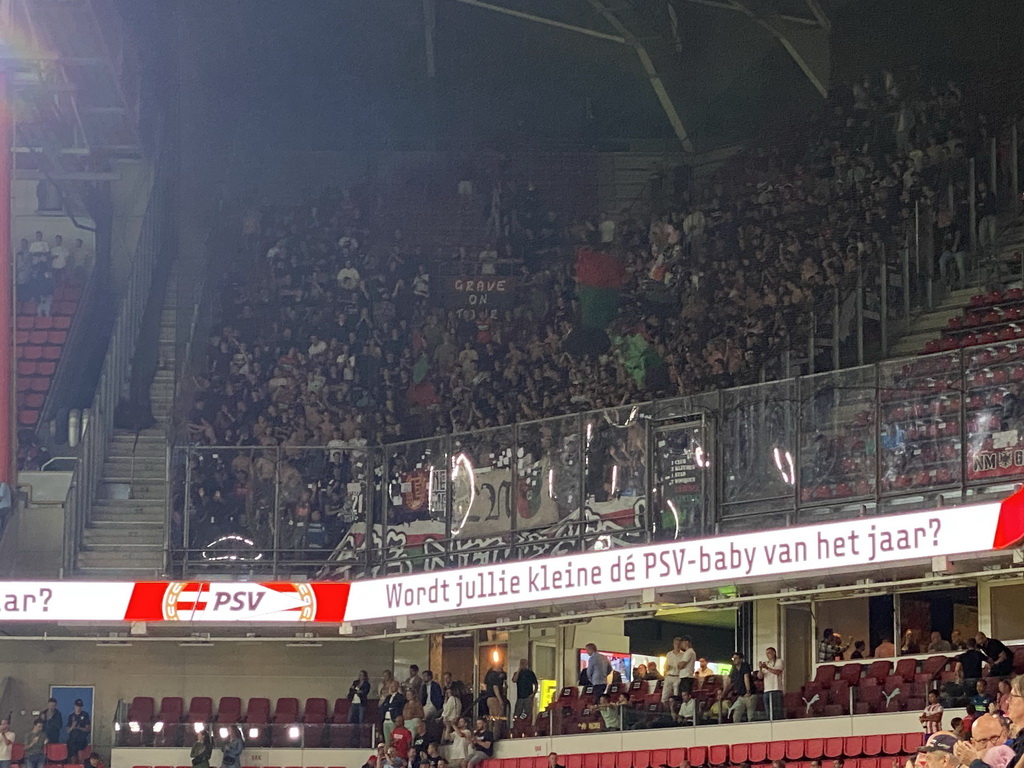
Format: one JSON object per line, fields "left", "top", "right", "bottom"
{"left": 422, "top": 680, "right": 444, "bottom": 711}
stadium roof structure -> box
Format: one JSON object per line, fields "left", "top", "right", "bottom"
{"left": 435, "top": 0, "right": 837, "bottom": 152}
{"left": 1, "top": 0, "right": 141, "bottom": 182}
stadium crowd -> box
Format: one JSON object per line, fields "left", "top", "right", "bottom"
{"left": 179, "top": 68, "right": 996, "bottom": 551}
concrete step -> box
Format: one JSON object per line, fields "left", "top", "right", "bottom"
{"left": 74, "top": 565, "right": 167, "bottom": 579}
{"left": 76, "top": 550, "right": 164, "bottom": 571}
{"left": 83, "top": 527, "right": 165, "bottom": 545}
{"left": 99, "top": 483, "right": 166, "bottom": 499}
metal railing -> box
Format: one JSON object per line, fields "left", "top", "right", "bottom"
{"left": 60, "top": 154, "right": 170, "bottom": 576}
{"left": 113, "top": 720, "right": 378, "bottom": 750}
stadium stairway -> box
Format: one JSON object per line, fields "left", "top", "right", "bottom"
{"left": 889, "top": 217, "right": 1024, "bottom": 358}
{"left": 76, "top": 273, "right": 176, "bottom": 577}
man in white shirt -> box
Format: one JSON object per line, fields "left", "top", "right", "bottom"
{"left": 663, "top": 635, "right": 696, "bottom": 702}
{"left": 0, "top": 718, "right": 15, "bottom": 768}
{"left": 674, "top": 691, "right": 696, "bottom": 726}
{"left": 758, "top": 646, "right": 785, "bottom": 720}
{"left": 28, "top": 231, "right": 49, "bottom": 256}
{"left": 49, "top": 234, "right": 70, "bottom": 274}
{"left": 598, "top": 213, "right": 616, "bottom": 244}
{"left": 336, "top": 260, "right": 360, "bottom": 289}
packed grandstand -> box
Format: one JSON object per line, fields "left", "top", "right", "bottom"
{"left": 4, "top": 5, "right": 1024, "bottom": 768}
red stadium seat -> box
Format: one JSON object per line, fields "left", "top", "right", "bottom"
{"left": 785, "top": 741, "right": 804, "bottom": 761}
{"left": 15, "top": 331, "right": 28, "bottom": 345}
{"left": 566, "top": 758, "right": 583, "bottom": 768}
{"left": 47, "top": 330, "right": 67, "bottom": 345}
{"left": 583, "top": 755, "right": 599, "bottom": 768}
{"left": 894, "top": 658, "right": 917, "bottom": 682}
{"left": 839, "top": 663, "right": 863, "bottom": 685}
{"left": 187, "top": 697, "right": 212, "bottom": 722}
{"left": 767, "top": 743, "right": 785, "bottom": 762}
{"left": 649, "top": 751, "right": 667, "bottom": 768}
{"left": 903, "top": 733, "right": 924, "bottom": 753}
{"left": 16, "top": 316, "right": 34, "bottom": 331}
{"left": 749, "top": 745, "right": 767, "bottom": 764}
{"left": 866, "top": 660, "right": 892, "bottom": 682}
{"left": 845, "top": 737, "right": 864, "bottom": 757}
{"left": 881, "top": 735, "right": 904, "bottom": 755}
{"left": 29, "top": 378, "right": 49, "bottom": 392}
{"left": 52, "top": 315, "right": 71, "bottom": 330}
{"left": 730, "top": 746, "right": 749, "bottom": 764}
{"left": 824, "top": 738, "right": 844, "bottom": 758}
{"left": 57, "top": 301, "right": 77, "bottom": 316}
{"left": 246, "top": 698, "right": 270, "bottom": 724}
{"left": 804, "top": 740, "right": 823, "bottom": 760}
{"left": 689, "top": 747, "right": 707, "bottom": 767}
{"left": 599, "top": 754, "right": 615, "bottom": 768}
{"left": 41, "top": 346, "right": 60, "bottom": 360}
{"left": 36, "top": 361, "right": 55, "bottom": 375}
{"left": 813, "top": 664, "right": 837, "bottom": 684}
{"left": 708, "top": 747, "right": 728, "bottom": 767}
{"left": 303, "top": 698, "right": 328, "bottom": 723}
{"left": 616, "top": 753, "right": 634, "bottom": 768}
{"left": 44, "top": 744, "right": 67, "bottom": 765}
{"left": 217, "top": 697, "right": 242, "bottom": 723}
{"left": 631, "top": 752, "right": 650, "bottom": 768}
{"left": 863, "top": 735, "right": 883, "bottom": 756}
{"left": 25, "top": 394, "right": 45, "bottom": 409}
{"left": 667, "top": 750, "right": 686, "bottom": 768}
{"left": 22, "top": 346, "right": 41, "bottom": 360}
{"left": 34, "top": 316, "right": 53, "bottom": 330}
{"left": 18, "top": 409, "right": 38, "bottom": 425}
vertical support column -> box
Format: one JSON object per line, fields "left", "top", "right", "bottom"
{"left": 807, "top": 313, "right": 815, "bottom": 375}
{"left": 423, "top": 0, "right": 437, "bottom": 78}
{"left": 856, "top": 256, "right": 865, "bottom": 365}
{"left": 1013, "top": 119, "right": 1020, "bottom": 217}
{"left": 0, "top": 70, "right": 11, "bottom": 484}
{"left": 429, "top": 633, "right": 444, "bottom": 679}
{"left": 902, "top": 239, "right": 911, "bottom": 324}
{"left": 880, "top": 243, "right": 889, "bottom": 358}
{"left": 991, "top": 136, "right": 998, "bottom": 193}
{"left": 969, "top": 159, "right": 978, "bottom": 253}
{"left": 831, "top": 286, "right": 840, "bottom": 371}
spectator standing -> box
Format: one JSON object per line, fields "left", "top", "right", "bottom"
{"left": 49, "top": 235, "right": 69, "bottom": 278}
{"left": 957, "top": 638, "right": 988, "bottom": 684}
{"left": 483, "top": 660, "right": 506, "bottom": 719}
{"left": 406, "top": 665, "right": 424, "bottom": 704}
{"left": 727, "top": 651, "right": 756, "bottom": 723}
{"left": 465, "top": 718, "right": 493, "bottom": 768}
{"left": 921, "top": 690, "right": 944, "bottom": 735}
{"left": 584, "top": 644, "right": 612, "bottom": 698}
{"left": 997, "top": 680, "right": 1012, "bottom": 714}
{"left": 40, "top": 699, "right": 61, "bottom": 745}
{"left": 381, "top": 681, "right": 407, "bottom": 743}
{"left": 220, "top": 727, "right": 243, "bottom": 768}
{"left": 694, "top": 658, "right": 713, "bottom": 689}
{"left": 511, "top": 659, "right": 538, "bottom": 721}
{"left": 349, "top": 670, "right": 371, "bottom": 724}
{"left": 190, "top": 730, "right": 213, "bottom": 768}
{"left": 976, "top": 633, "right": 1014, "bottom": 677}
{"left": 421, "top": 670, "right": 443, "bottom": 721}
{"left": 403, "top": 687, "right": 425, "bottom": 734}
{"left": 759, "top": 646, "right": 785, "bottom": 720}
{"left": 22, "top": 720, "right": 46, "bottom": 768}
{"left": 662, "top": 636, "right": 688, "bottom": 702}
{"left": 66, "top": 698, "right": 90, "bottom": 759}
{"left": 390, "top": 716, "right": 412, "bottom": 763}
{"left": 447, "top": 718, "right": 472, "bottom": 764}
{"left": 851, "top": 641, "right": 866, "bottom": 659}
{"left": 0, "top": 718, "right": 15, "bottom": 768}
{"left": 819, "top": 628, "right": 849, "bottom": 662}
{"left": 379, "top": 670, "right": 395, "bottom": 700}
{"left": 976, "top": 182, "right": 997, "bottom": 250}
{"left": 441, "top": 688, "right": 461, "bottom": 734}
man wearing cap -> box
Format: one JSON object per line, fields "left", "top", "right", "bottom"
{"left": 918, "top": 733, "right": 959, "bottom": 768}
{"left": 66, "top": 699, "right": 91, "bottom": 760}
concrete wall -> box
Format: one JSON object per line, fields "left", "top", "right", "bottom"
{"left": 0, "top": 639, "right": 395, "bottom": 752}
{"left": 0, "top": 496, "right": 67, "bottom": 578}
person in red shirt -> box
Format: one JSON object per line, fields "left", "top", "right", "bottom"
{"left": 390, "top": 716, "right": 413, "bottom": 762}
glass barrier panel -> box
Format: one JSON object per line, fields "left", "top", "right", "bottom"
{"left": 652, "top": 419, "right": 710, "bottom": 541}
{"left": 514, "top": 417, "right": 583, "bottom": 559}
{"left": 315, "top": 446, "right": 372, "bottom": 579}
{"left": 382, "top": 438, "right": 450, "bottom": 574}
{"left": 449, "top": 427, "right": 515, "bottom": 566}
{"left": 582, "top": 405, "right": 649, "bottom": 549}
{"left": 966, "top": 339, "right": 1024, "bottom": 482}
{"left": 878, "top": 351, "right": 962, "bottom": 494}
{"left": 169, "top": 445, "right": 190, "bottom": 552}
{"left": 798, "top": 367, "right": 877, "bottom": 505}
{"left": 721, "top": 380, "right": 797, "bottom": 516}
{"left": 185, "top": 446, "right": 278, "bottom": 570}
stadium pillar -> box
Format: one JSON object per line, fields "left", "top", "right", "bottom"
{"left": 0, "top": 70, "right": 12, "bottom": 484}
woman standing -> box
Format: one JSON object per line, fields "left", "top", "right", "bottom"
{"left": 402, "top": 685, "right": 425, "bottom": 735}
{"left": 190, "top": 730, "right": 213, "bottom": 768}
{"left": 349, "top": 670, "right": 371, "bottom": 724}
{"left": 378, "top": 670, "right": 395, "bottom": 700}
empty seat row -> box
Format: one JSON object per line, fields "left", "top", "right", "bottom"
{"left": 16, "top": 361, "right": 56, "bottom": 377}
{"left": 127, "top": 695, "right": 367, "bottom": 726}
{"left": 480, "top": 736, "right": 922, "bottom": 768}
{"left": 15, "top": 316, "right": 71, "bottom": 332}
{"left": 15, "top": 300, "right": 78, "bottom": 319}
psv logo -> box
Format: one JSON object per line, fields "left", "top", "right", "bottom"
{"left": 161, "top": 582, "right": 317, "bottom": 621}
